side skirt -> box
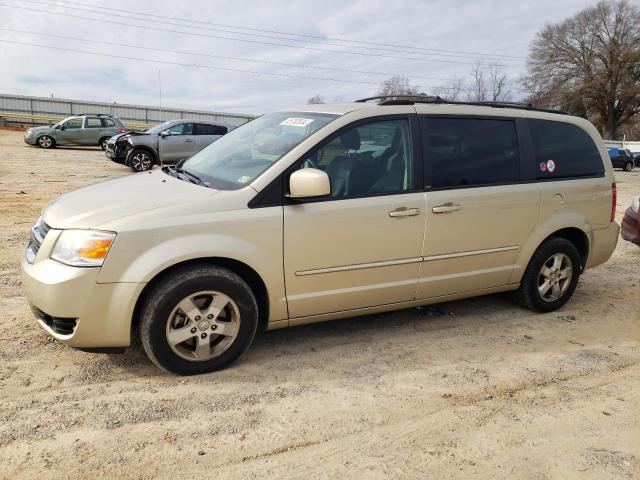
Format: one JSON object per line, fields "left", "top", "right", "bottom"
{"left": 278, "top": 283, "right": 520, "bottom": 328}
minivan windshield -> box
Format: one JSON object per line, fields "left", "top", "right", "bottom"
{"left": 179, "top": 112, "right": 338, "bottom": 189}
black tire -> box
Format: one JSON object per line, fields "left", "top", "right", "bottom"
{"left": 515, "top": 237, "right": 582, "bottom": 312}
{"left": 127, "top": 149, "right": 154, "bottom": 172}
{"left": 624, "top": 161, "right": 634, "bottom": 172}
{"left": 99, "top": 137, "right": 110, "bottom": 151}
{"left": 139, "top": 265, "right": 259, "bottom": 375}
{"left": 37, "top": 135, "right": 55, "bottom": 149}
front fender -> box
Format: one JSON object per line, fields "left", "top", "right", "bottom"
{"left": 97, "top": 219, "right": 287, "bottom": 322}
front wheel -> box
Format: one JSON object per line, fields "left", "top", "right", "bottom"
{"left": 37, "top": 135, "right": 55, "bottom": 148}
{"left": 624, "top": 161, "right": 634, "bottom": 172}
{"left": 515, "top": 237, "right": 581, "bottom": 312}
{"left": 139, "top": 265, "right": 259, "bottom": 375}
{"left": 128, "top": 149, "right": 154, "bottom": 172}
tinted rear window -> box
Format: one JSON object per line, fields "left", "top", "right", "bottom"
{"left": 194, "top": 123, "right": 228, "bottom": 135}
{"left": 529, "top": 120, "right": 603, "bottom": 179}
{"left": 424, "top": 117, "right": 520, "bottom": 188}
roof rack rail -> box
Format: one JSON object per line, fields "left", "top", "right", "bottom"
{"left": 78, "top": 112, "right": 114, "bottom": 117}
{"left": 354, "top": 95, "right": 567, "bottom": 115}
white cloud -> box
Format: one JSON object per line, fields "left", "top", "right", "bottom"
{"left": 0, "top": 0, "right": 600, "bottom": 114}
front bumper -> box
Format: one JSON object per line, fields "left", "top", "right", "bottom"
{"left": 621, "top": 208, "right": 640, "bottom": 245}
{"left": 24, "top": 134, "right": 37, "bottom": 145}
{"left": 21, "top": 253, "right": 144, "bottom": 349}
{"left": 105, "top": 141, "right": 128, "bottom": 165}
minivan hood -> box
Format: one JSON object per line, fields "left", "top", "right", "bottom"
{"left": 43, "top": 170, "right": 217, "bottom": 229}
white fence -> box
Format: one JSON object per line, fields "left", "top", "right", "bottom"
{"left": 0, "top": 93, "right": 255, "bottom": 127}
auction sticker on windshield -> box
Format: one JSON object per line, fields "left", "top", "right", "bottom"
{"left": 280, "top": 117, "right": 314, "bottom": 127}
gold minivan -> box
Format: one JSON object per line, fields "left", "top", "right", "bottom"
{"left": 21, "top": 97, "right": 620, "bottom": 375}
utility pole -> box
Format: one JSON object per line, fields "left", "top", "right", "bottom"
{"left": 158, "top": 69, "right": 162, "bottom": 115}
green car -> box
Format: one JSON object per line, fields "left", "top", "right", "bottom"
{"left": 24, "top": 114, "right": 126, "bottom": 150}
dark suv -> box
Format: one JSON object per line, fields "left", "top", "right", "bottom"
{"left": 24, "top": 114, "right": 126, "bottom": 150}
{"left": 607, "top": 148, "right": 635, "bottom": 171}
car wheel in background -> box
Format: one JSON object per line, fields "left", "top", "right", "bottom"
{"left": 139, "top": 265, "right": 259, "bottom": 375}
{"left": 99, "top": 137, "right": 110, "bottom": 151}
{"left": 624, "top": 161, "right": 634, "bottom": 172}
{"left": 515, "top": 237, "right": 582, "bottom": 312}
{"left": 37, "top": 135, "right": 55, "bottom": 148}
{"left": 128, "top": 149, "right": 154, "bottom": 172}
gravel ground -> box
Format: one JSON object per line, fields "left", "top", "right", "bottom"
{"left": 0, "top": 128, "right": 639, "bottom": 479}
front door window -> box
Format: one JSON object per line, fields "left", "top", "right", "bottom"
{"left": 298, "top": 119, "right": 413, "bottom": 198}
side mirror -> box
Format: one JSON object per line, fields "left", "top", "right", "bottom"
{"left": 289, "top": 168, "right": 330, "bottom": 199}
{"left": 59, "top": 125, "right": 65, "bottom": 131}
{"left": 159, "top": 131, "right": 170, "bottom": 138}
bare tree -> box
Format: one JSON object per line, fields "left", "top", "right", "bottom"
{"left": 432, "top": 77, "right": 464, "bottom": 101}
{"left": 306, "top": 94, "right": 325, "bottom": 104}
{"left": 488, "top": 65, "right": 510, "bottom": 102}
{"left": 377, "top": 75, "right": 419, "bottom": 96}
{"left": 469, "top": 62, "right": 489, "bottom": 102}
{"left": 522, "top": 0, "right": 640, "bottom": 139}
{"left": 467, "top": 62, "right": 511, "bottom": 102}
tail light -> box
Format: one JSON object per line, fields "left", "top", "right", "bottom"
{"left": 611, "top": 182, "right": 617, "bottom": 222}
{"left": 116, "top": 128, "right": 126, "bottom": 133}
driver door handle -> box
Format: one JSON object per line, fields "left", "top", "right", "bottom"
{"left": 389, "top": 207, "right": 420, "bottom": 218}
{"left": 432, "top": 204, "right": 461, "bottom": 213}
{"left": 184, "top": 138, "right": 194, "bottom": 142}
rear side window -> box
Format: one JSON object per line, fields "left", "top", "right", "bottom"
{"left": 194, "top": 123, "right": 228, "bottom": 135}
{"left": 102, "top": 118, "right": 116, "bottom": 127}
{"left": 424, "top": 117, "right": 519, "bottom": 188}
{"left": 85, "top": 118, "right": 102, "bottom": 128}
{"left": 529, "top": 120, "right": 603, "bottom": 179}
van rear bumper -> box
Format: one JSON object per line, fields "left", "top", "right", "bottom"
{"left": 585, "top": 222, "right": 620, "bottom": 269}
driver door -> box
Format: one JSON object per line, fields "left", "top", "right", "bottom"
{"left": 159, "top": 123, "right": 195, "bottom": 163}
{"left": 56, "top": 118, "right": 84, "bottom": 145}
{"left": 283, "top": 115, "right": 426, "bottom": 319}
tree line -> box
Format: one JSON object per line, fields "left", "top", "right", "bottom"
{"left": 308, "top": 0, "right": 639, "bottom": 140}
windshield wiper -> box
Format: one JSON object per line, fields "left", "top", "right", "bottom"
{"left": 165, "top": 164, "right": 206, "bottom": 186}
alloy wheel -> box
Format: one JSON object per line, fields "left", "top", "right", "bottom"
{"left": 537, "top": 253, "right": 573, "bottom": 302}
{"left": 165, "top": 291, "right": 240, "bottom": 362}
{"left": 130, "top": 152, "right": 152, "bottom": 171}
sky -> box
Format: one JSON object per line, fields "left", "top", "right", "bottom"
{"left": 0, "top": 0, "right": 609, "bottom": 115}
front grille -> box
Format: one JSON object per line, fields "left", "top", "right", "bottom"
{"left": 26, "top": 218, "right": 50, "bottom": 264}
{"left": 34, "top": 307, "right": 78, "bottom": 335}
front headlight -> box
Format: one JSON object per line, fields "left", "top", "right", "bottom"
{"left": 632, "top": 197, "right": 640, "bottom": 213}
{"left": 51, "top": 230, "right": 116, "bottom": 267}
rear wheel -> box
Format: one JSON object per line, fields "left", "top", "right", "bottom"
{"left": 37, "top": 135, "right": 55, "bottom": 148}
{"left": 128, "top": 149, "right": 154, "bottom": 172}
{"left": 139, "top": 265, "right": 259, "bottom": 375}
{"left": 99, "top": 137, "right": 110, "bottom": 151}
{"left": 624, "top": 161, "right": 634, "bottom": 172}
{"left": 515, "top": 237, "right": 581, "bottom": 312}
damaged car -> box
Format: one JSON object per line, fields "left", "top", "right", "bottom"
{"left": 105, "top": 120, "right": 235, "bottom": 172}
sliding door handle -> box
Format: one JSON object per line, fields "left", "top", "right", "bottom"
{"left": 389, "top": 207, "right": 420, "bottom": 218}
{"left": 432, "top": 204, "right": 461, "bottom": 214}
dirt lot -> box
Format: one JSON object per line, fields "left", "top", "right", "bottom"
{"left": 0, "top": 128, "right": 639, "bottom": 479}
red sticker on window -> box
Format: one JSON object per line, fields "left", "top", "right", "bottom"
{"left": 539, "top": 161, "right": 547, "bottom": 172}
{"left": 546, "top": 159, "right": 556, "bottom": 173}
